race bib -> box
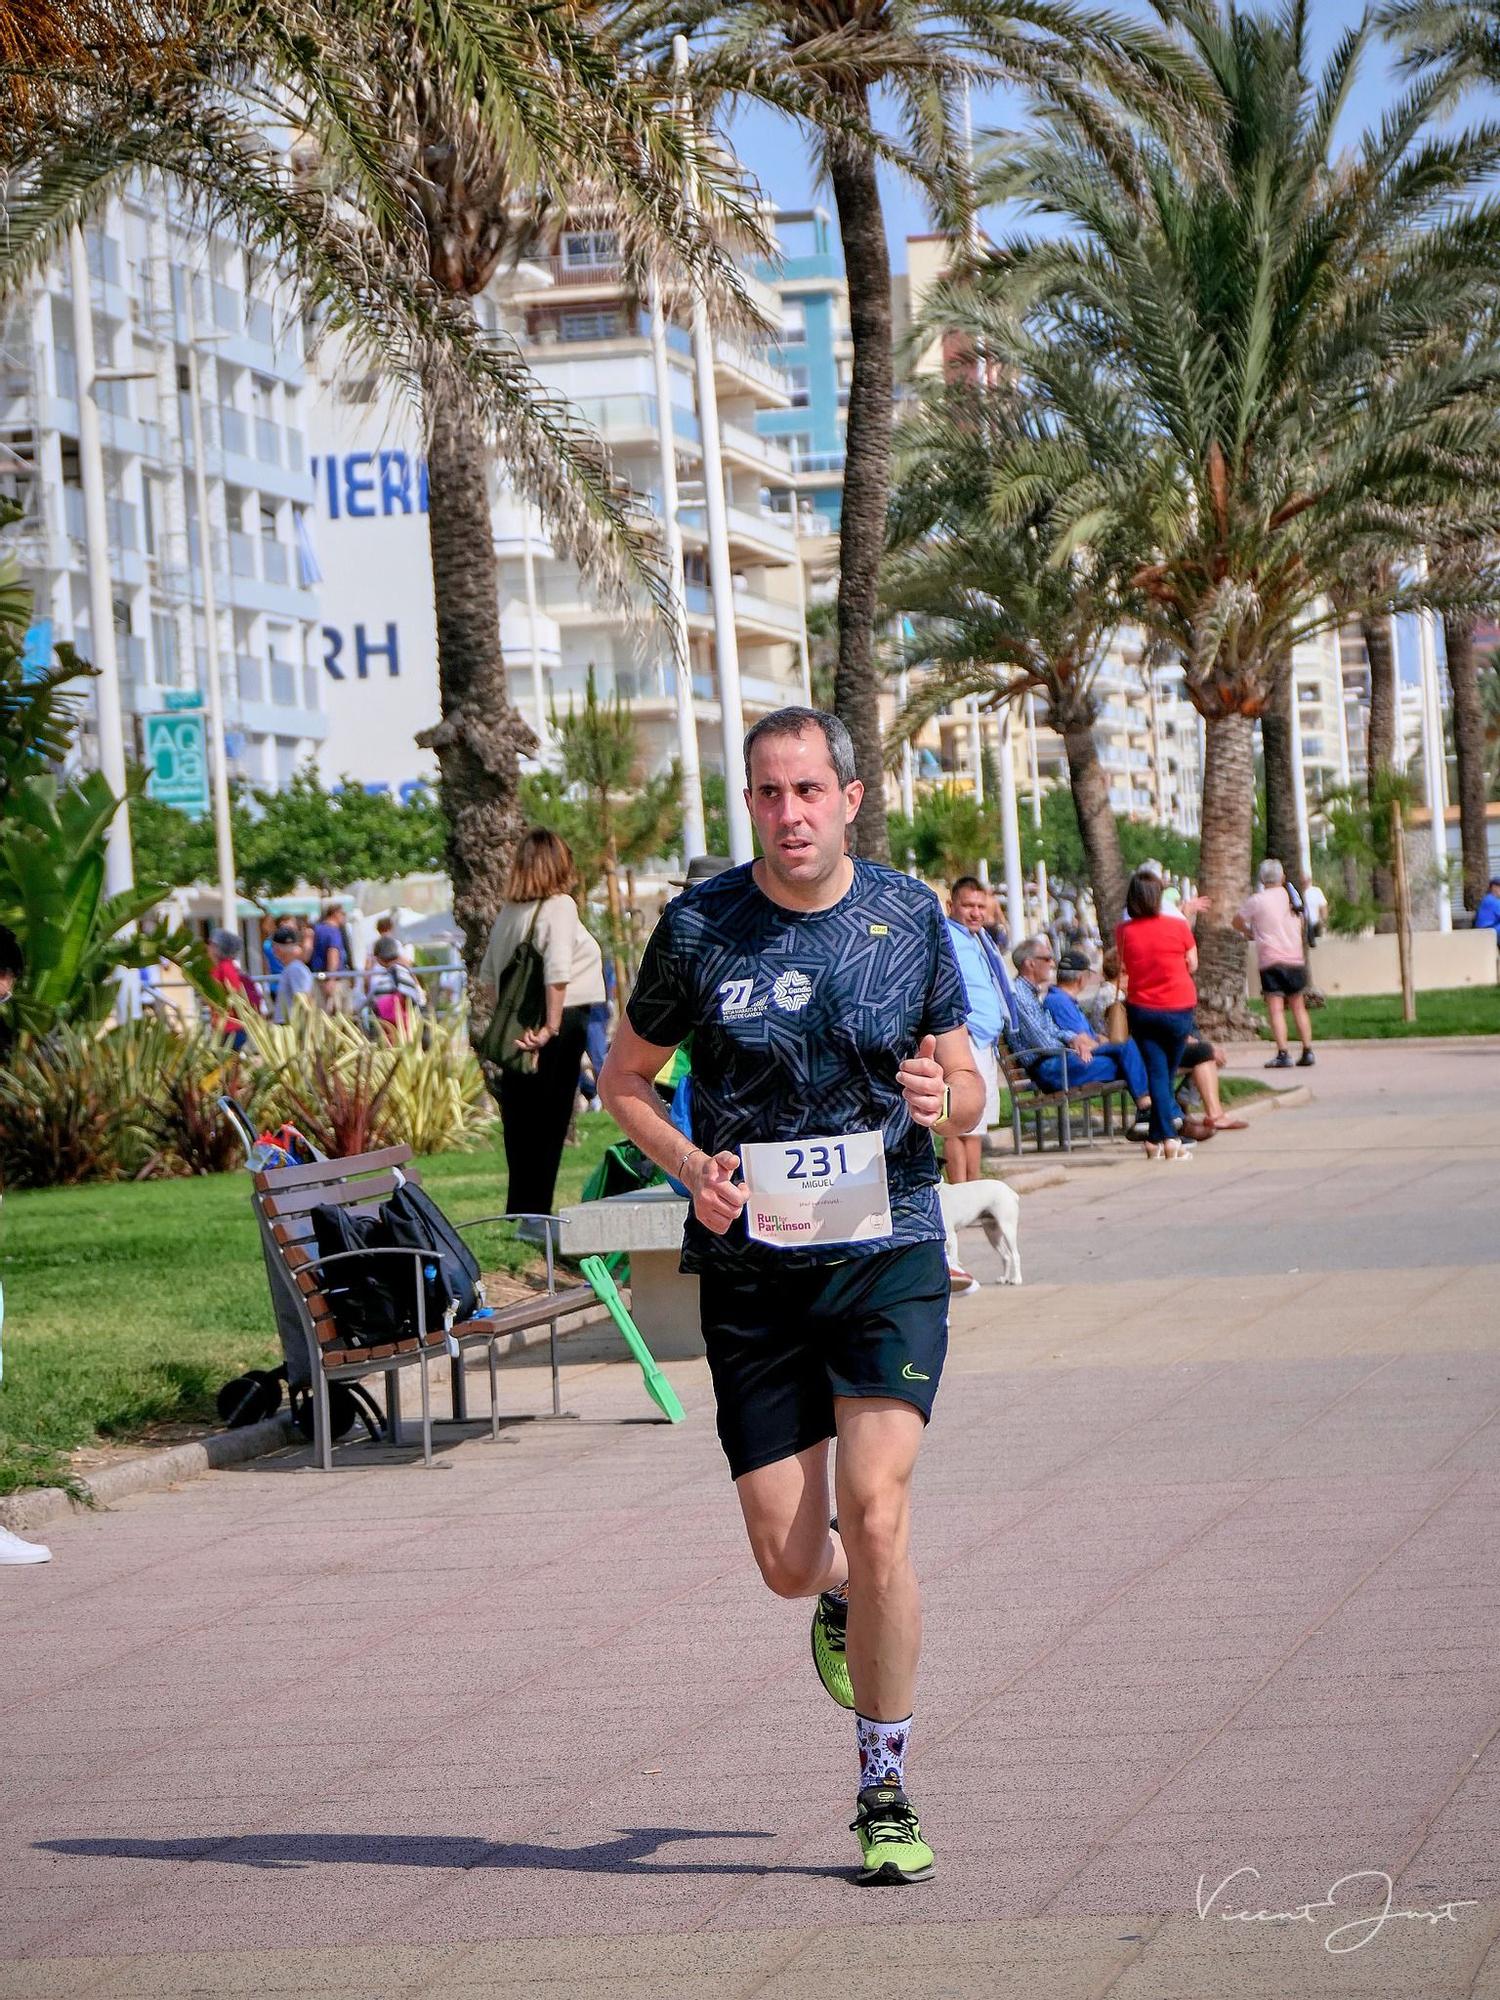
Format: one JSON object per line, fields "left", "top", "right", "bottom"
{"left": 739, "top": 1129, "right": 892, "bottom": 1249}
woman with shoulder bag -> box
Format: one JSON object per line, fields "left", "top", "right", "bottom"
{"left": 477, "top": 829, "right": 605, "bottom": 1218}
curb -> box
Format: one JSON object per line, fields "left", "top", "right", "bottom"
{"left": 0, "top": 1413, "right": 299, "bottom": 1536}
{"left": 997, "top": 1164, "right": 1070, "bottom": 1194}
{"left": 1235, "top": 1084, "right": 1312, "bottom": 1116}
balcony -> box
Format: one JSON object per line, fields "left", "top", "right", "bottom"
{"left": 715, "top": 337, "right": 789, "bottom": 402}
{"left": 286, "top": 431, "right": 305, "bottom": 472}
{"left": 261, "top": 539, "right": 290, "bottom": 585}
{"left": 246, "top": 298, "right": 274, "bottom": 345}
{"left": 791, "top": 448, "right": 845, "bottom": 476}
{"left": 106, "top": 498, "right": 139, "bottom": 551}
{"left": 212, "top": 282, "right": 242, "bottom": 334}
{"left": 63, "top": 485, "right": 84, "bottom": 539}
{"left": 721, "top": 420, "right": 793, "bottom": 477}
{"left": 220, "top": 404, "right": 248, "bottom": 456}
{"left": 303, "top": 664, "right": 320, "bottom": 710}
{"left": 236, "top": 653, "right": 264, "bottom": 702}
{"left": 229, "top": 530, "right": 258, "bottom": 579}
{"left": 255, "top": 416, "right": 281, "bottom": 465}
{"left": 270, "top": 658, "right": 297, "bottom": 705}
{"left": 545, "top": 254, "right": 623, "bottom": 288}
{"left": 569, "top": 394, "right": 701, "bottom": 447}
{"left": 732, "top": 587, "right": 803, "bottom": 640}
{"left": 678, "top": 501, "right": 797, "bottom": 564}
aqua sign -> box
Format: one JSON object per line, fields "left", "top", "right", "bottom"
{"left": 143, "top": 712, "right": 210, "bottom": 819}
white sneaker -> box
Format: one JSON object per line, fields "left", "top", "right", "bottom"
{"left": 0, "top": 1525, "right": 51, "bottom": 1564}
{"left": 947, "top": 1265, "right": 982, "bottom": 1297}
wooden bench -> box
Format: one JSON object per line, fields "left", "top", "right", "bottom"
{"left": 252, "top": 1144, "right": 602, "bottom": 1470}
{"left": 994, "top": 1040, "right": 1134, "bottom": 1154}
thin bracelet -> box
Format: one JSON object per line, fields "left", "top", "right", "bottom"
{"left": 677, "top": 1146, "right": 699, "bottom": 1182}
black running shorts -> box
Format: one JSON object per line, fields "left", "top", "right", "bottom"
{"left": 697, "top": 1241, "right": 950, "bottom": 1481}
{"left": 1259, "top": 962, "right": 1308, "bottom": 998}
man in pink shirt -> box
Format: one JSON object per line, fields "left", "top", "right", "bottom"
{"left": 1235, "top": 858, "right": 1314, "bottom": 1069}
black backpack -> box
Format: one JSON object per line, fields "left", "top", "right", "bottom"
{"left": 309, "top": 1179, "right": 483, "bottom": 1349}
{"left": 381, "top": 1178, "right": 483, "bottom": 1334}
{"left": 309, "top": 1201, "right": 411, "bottom": 1348}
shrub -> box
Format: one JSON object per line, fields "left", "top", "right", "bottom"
{"left": 0, "top": 1025, "right": 132, "bottom": 1187}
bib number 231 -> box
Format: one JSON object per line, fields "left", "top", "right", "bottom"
{"left": 739, "top": 1128, "right": 892, "bottom": 1249}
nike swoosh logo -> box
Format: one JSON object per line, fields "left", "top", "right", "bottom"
{"left": 901, "top": 1363, "right": 930, "bottom": 1382}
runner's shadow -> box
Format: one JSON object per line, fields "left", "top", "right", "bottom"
{"left": 37, "top": 1827, "right": 836, "bottom": 1879}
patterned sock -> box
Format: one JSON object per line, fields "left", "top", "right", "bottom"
{"left": 856, "top": 1711, "right": 912, "bottom": 1792}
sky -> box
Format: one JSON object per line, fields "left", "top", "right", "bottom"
{"left": 723, "top": 1, "right": 1401, "bottom": 272}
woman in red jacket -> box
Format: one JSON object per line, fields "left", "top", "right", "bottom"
{"left": 1115, "top": 870, "right": 1198, "bottom": 1160}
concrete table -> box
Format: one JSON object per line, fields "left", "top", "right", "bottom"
{"left": 557, "top": 1186, "right": 703, "bottom": 1349}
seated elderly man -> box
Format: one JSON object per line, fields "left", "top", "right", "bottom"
{"left": 1010, "top": 934, "right": 1153, "bottom": 1133}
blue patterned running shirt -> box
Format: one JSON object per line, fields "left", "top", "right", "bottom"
{"left": 626, "top": 858, "right": 967, "bottom": 1273}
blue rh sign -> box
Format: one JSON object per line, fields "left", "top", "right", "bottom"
{"left": 143, "top": 712, "right": 210, "bottom": 819}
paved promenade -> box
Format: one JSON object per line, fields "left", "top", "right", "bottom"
{"left": 3, "top": 1042, "right": 1499, "bottom": 1998}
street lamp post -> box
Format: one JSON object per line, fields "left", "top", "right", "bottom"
{"left": 968, "top": 697, "right": 989, "bottom": 888}
{"left": 996, "top": 701, "right": 1025, "bottom": 945}
{"left": 1415, "top": 552, "right": 1452, "bottom": 931}
{"left": 181, "top": 274, "right": 239, "bottom": 930}
{"left": 68, "top": 225, "right": 134, "bottom": 900}
{"left": 675, "top": 34, "right": 752, "bottom": 862}
{"left": 646, "top": 267, "right": 707, "bottom": 857}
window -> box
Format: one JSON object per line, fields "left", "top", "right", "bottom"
{"left": 786, "top": 365, "right": 811, "bottom": 409}
{"left": 561, "top": 230, "right": 618, "bottom": 269}
{"left": 784, "top": 431, "right": 813, "bottom": 467}
{"left": 560, "top": 309, "right": 622, "bottom": 342}
{"left": 780, "top": 301, "right": 807, "bottom": 342}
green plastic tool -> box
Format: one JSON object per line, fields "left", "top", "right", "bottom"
{"left": 579, "top": 1255, "right": 686, "bottom": 1423}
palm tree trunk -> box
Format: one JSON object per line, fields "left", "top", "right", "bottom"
{"left": 1445, "top": 612, "right": 1489, "bottom": 915}
{"left": 1363, "top": 612, "right": 1397, "bottom": 929}
{"left": 1059, "top": 715, "right": 1125, "bottom": 930}
{"left": 415, "top": 352, "right": 536, "bottom": 982}
{"left": 1260, "top": 647, "right": 1301, "bottom": 876}
{"left": 1194, "top": 710, "right": 1257, "bottom": 1035}
{"left": 827, "top": 115, "right": 892, "bottom": 863}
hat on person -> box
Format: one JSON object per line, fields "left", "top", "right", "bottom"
{"left": 373, "top": 935, "right": 401, "bottom": 962}
{"left": 671, "top": 855, "right": 734, "bottom": 887}
{"left": 271, "top": 923, "right": 299, "bottom": 946}
{"left": 1056, "top": 948, "right": 1092, "bottom": 977}
{"left": 209, "top": 928, "right": 241, "bottom": 960}
{"left": 1140, "top": 857, "right": 1165, "bottom": 881}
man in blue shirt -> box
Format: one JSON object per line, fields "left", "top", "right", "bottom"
{"left": 943, "top": 875, "right": 1017, "bottom": 1187}
{"left": 1011, "top": 936, "right": 1152, "bottom": 1118}
{"left": 1477, "top": 876, "right": 1500, "bottom": 944}
{"left": 601, "top": 706, "right": 983, "bottom": 1889}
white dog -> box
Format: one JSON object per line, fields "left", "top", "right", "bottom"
{"left": 938, "top": 1177, "right": 1023, "bottom": 1286}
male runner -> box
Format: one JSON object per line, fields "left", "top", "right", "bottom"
{"left": 599, "top": 706, "right": 982, "bottom": 1885}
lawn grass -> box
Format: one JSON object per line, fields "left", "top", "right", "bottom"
{"left": 1219, "top": 1073, "right": 1280, "bottom": 1104}
{"left": 0, "top": 1116, "right": 625, "bottom": 1497}
{"left": 1247, "top": 984, "right": 1500, "bottom": 1040}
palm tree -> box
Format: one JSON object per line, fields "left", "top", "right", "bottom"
{"left": 929, "top": 3, "right": 1500, "bottom": 1027}
{"left": 620, "top": 0, "right": 1199, "bottom": 862}
{"left": 1, "top": 0, "right": 754, "bottom": 971}
{"left": 881, "top": 379, "right": 1132, "bottom": 922}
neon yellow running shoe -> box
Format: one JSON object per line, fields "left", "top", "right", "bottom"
{"left": 851, "top": 1785, "right": 935, "bottom": 1885}
{"left": 810, "top": 1589, "right": 853, "bottom": 1709}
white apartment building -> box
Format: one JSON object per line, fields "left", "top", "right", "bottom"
{"left": 0, "top": 193, "right": 326, "bottom": 792}
{"left": 307, "top": 223, "right": 808, "bottom": 799}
